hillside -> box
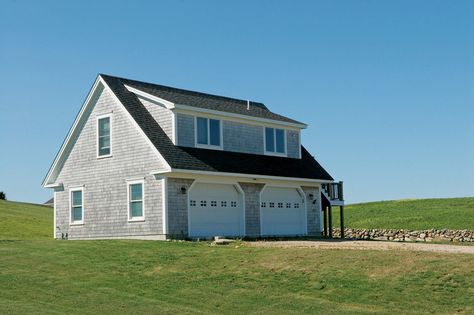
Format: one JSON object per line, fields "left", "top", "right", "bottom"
{"left": 333, "top": 197, "right": 474, "bottom": 230}
{"left": 0, "top": 200, "right": 52, "bottom": 240}
{"left": 0, "top": 199, "right": 473, "bottom": 313}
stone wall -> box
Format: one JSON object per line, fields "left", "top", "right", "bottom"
{"left": 333, "top": 228, "right": 474, "bottom": 242}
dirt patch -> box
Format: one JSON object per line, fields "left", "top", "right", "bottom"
{"left": 248, "top": 240, "right": 474, "bottom": 254}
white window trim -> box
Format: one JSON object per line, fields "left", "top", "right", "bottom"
{"left": 97, "top": 113, "right": 113, "bottom": 159}
{"left": 69, "top": 186, "right": 84, "bottom": 226}
{"left": 194, "top": 116, "right": 224, "bottom": 150}
{"left": 127, "top": 179, "right": 145, "bottom": 222}
{"left": 264, "top": 127, "right": 287, "bottom": 157}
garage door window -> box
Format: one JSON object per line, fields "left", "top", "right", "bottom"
{"left": 190, "top": 200, "right": 196, "bottom": 207}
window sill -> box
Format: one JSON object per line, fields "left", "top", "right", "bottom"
{"left": 264, "top": 151, "right": 287, "bottom": 157}
{"left": 195, "top": 143, "right": 223, "bottom": 150}
{"left": 128, "top": 218, "right": 145, "bottom": 223}
{"left": 97, "top": 154, "right": 113, "bottom": 160}
{"left": 70, "top": 222, "right": 84, "bottom": 226}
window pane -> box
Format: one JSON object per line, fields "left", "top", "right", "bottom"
{"left": 99, "top": 137, "right": 110, "bottom": 156}
{"left": 130, "top": 201, "right": 143, "bottom": 217}
{"left": 72, "top": 206, "right": 82, "bottom": 221}
{"left": 197, "top": 117, "right": 208, "bottom": 144}
{"left": 275, "top": 129, "right": 285, "bottom": 153}
{"left": 99, "top": 117, "right": 110, "bottom": 136}
{"left": 130, "top": 184, "right": 142, "bottom": 201}
{"left": 265, "top": 127, "right": 274, "bottom": 152}
{"left": 72, "top": 190, "right": 82, "bottom": 206}
{"left": 209, "top": 119, "right": 220, "bottom": 146}
{"left": 98, "top": 117, "right": 111, "bottom": 156}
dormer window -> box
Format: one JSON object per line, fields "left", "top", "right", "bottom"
{"left": 265, "top": 127, "right": 285, "bottom": 155}
{"left": 196, "top": 117, "right": 222, "bottom": 148}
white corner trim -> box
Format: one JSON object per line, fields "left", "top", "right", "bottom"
{"left": 124, "top": 84, "right": 175, "bottom": 109}
{"left": 53, "top": 191, "right": 57, "bottom": 239}
{"left": 161, "top": 177, "right": 168, "bottom": 235}
{"left": 127, "top": 179, "right": 145, "bottom": 222}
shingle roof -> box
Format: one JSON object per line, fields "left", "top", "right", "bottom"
{"left": 100, "top": 74, "right": 333, "bottom": 181}
{"left": 101, "top": 74, "right": 305, "bottom": 126}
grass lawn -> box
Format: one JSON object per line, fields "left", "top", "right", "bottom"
{"left": 333, "top": 197, "right": 474, "bottom": 230}
{"left": 0, "top": 200, "right": 473, "bottom": 314}
{"left": 0, "top": 200, "right": 52, "bottom": 240}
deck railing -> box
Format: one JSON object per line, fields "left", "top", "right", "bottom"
{"left": 322, "top": 181, "right": 344, "bottom": 201}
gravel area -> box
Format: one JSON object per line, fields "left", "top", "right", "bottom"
{"left": 249, "top": 240, "right": 474, "bottom": 254}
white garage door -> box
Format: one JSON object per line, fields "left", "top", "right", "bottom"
{"left": 188, "top": 183, "right": 244, "bottom": 237}
{"left": 260, "top": 187, "right": 306, "bottom": 236}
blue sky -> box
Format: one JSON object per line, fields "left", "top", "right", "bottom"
{"left": 0, "top": 0, "right": 473, "bottom": 204}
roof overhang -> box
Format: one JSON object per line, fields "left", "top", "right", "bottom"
{"left": 151, "top": 168, "right": 332, "bottom": 184}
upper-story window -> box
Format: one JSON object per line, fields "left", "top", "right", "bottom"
{"left": 97, "top": 115, "right": 112, "bottom": 157}
{"left": 196, "top": 117, "right": 221, "bottom": 148}
{"left": 265, "top": 127, "right": 285, "bottom": 154}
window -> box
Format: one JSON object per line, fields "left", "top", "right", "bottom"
{"left": 190, "top": 200, "right": 196, "bottom": 207}
{"left": 278, "top": 202, "right": 283, "bottom": 208}
{"left": 98, "top": 115, "right": 111, "bottom": 157}
{"left": 261, "top": 202, "right": 266, "bottom": 208}
{"left": 265, "top": 127, "right": 285, "bottom": 154}
{"left": 70, "top": 188, "right": 83, "bottom": 225}
{"left": 128, "top": 181, "right": 144, "bottom": 221}
{"left": 196, "top": 117, "right": 221, "bottom": 147}
{"left": 294, "top": 203, "right": 300, "bottom": 209}
{"left": 221, "top": 201, "right": 227, "bottom": 207}
{"left": 286, "top": 202, "right": 291, "bottom": 208}
{"left": 231, "top": 201, "right": 237, "bottom": 207}
{"left": 269, "top": 202, "right": 275, "bottom": 208}
{"left": 201, "top": 200, "right": 207, "bottom": 207}
{"left": 211, "top": 201, "right": 217, "bottom": 207}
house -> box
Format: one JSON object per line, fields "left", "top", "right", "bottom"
{"left": 43, "top": 198, "right": 54, "bottom": 208}
{"left": 42, "top": 74, "right": 344, "bottom": 240}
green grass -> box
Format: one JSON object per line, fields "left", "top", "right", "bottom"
{"left": 0, "top": 200, "right": 52, "bottom": 240}
{"left": 0, "top": 200, "right": 473, "bottom": 314}
{"left": 333, "top": 197, "right": 474, "bottom": 230}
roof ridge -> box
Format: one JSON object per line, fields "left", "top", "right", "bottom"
{"left": 99, "top": 73, "right": 268, "bottom": 110}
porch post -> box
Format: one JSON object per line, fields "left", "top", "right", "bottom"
{"left": 328, "top": 205, "right": 333, "bottom": 237}
{"left": 340, "top": 206, "right": 344, "bottom": 239}
{"left": 323, "top": 207, "right": 328, "bottom": 237}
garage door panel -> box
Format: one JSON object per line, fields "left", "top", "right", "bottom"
{"left": 261, "top": 187, "right": 306, "bottom": 236}
{"left": 189, "top": 183, "right": 244, "bottom": 237}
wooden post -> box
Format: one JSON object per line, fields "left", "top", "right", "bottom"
{"left": 340, "top": 206, "right": 344, "bottom": 239}
{"left": 328, "top": 205, "right": 333, "bottom": 237}
{"left": 323, "top": 206, "right": 328, "bottom": 237}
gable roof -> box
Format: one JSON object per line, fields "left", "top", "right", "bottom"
{"left": 43, "top": 74, "right": 333, "bottom": 186}
{"left": 100, "top": 74, "right": 333, "bottom": 181}
{"left": 100, "top": 74, "right": 305, "bottom": 126}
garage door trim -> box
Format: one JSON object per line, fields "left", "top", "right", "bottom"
{"left": 187, "top": 180, "right": 246, "bottom": 237}
{"left": 259, "top": 184, "right": 308, "bottom": 236}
